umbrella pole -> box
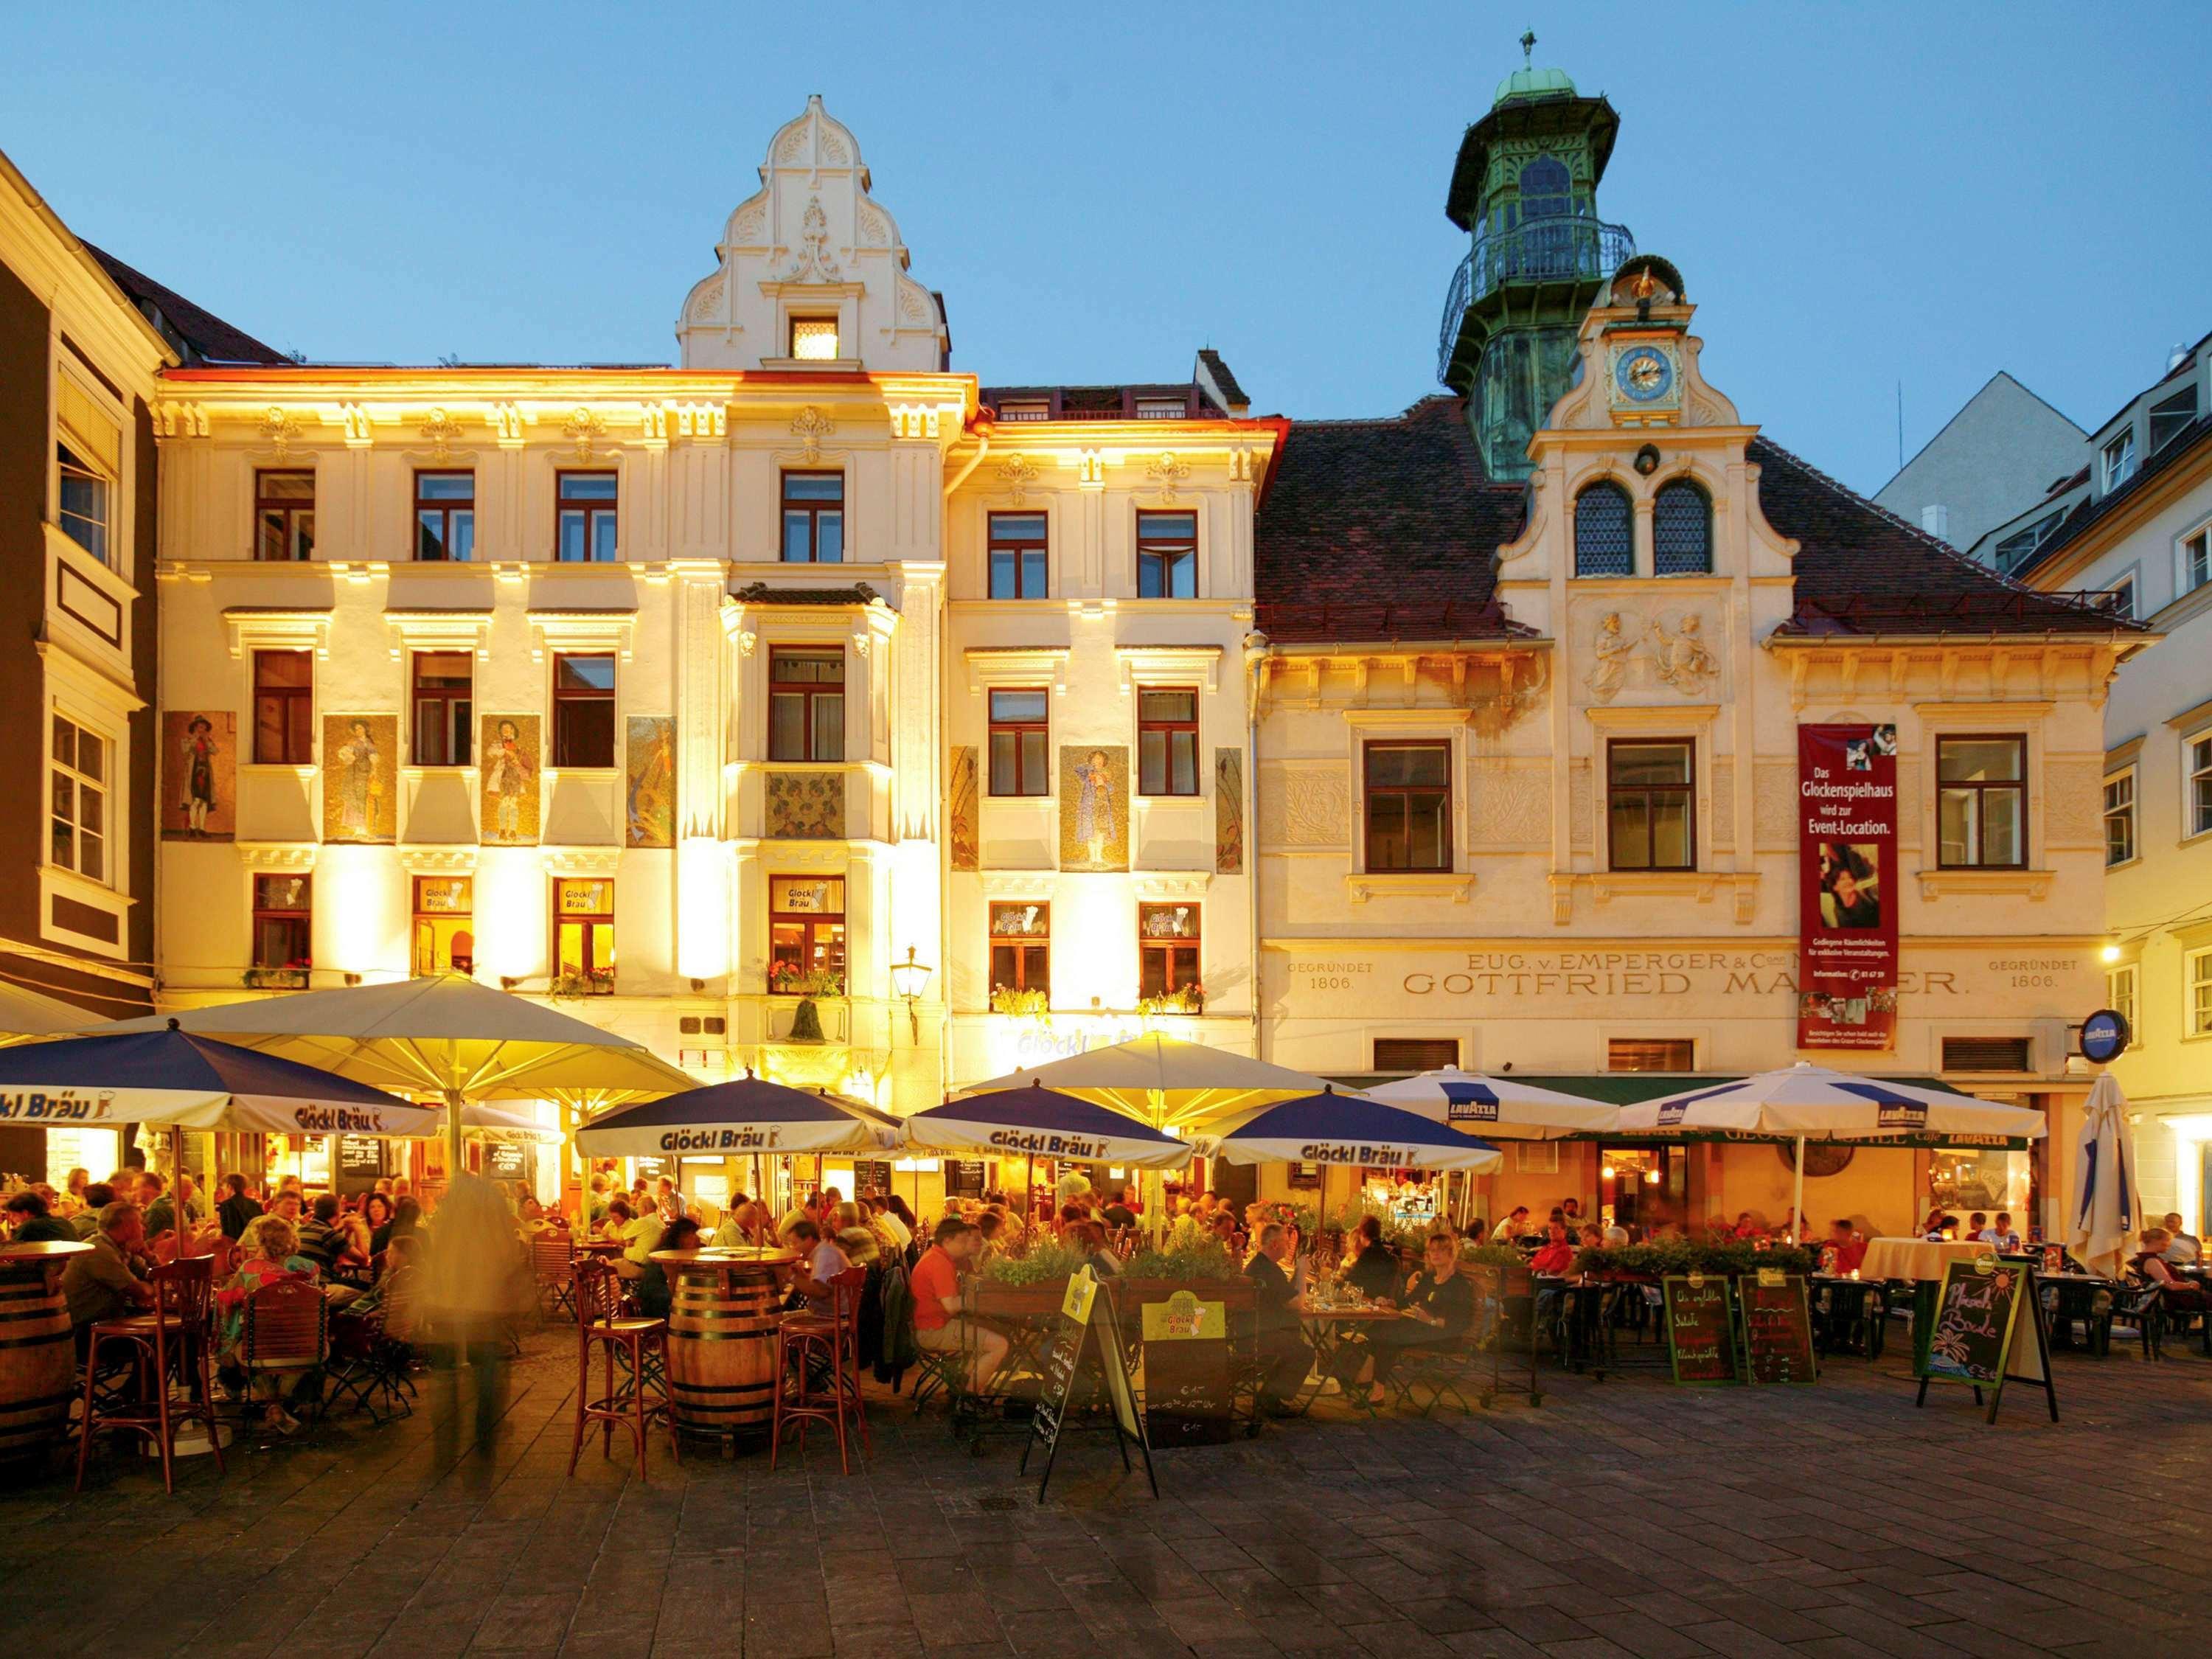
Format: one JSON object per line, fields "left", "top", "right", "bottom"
{"left": 1791, "top": 1134, "right": 1806, "bottom": 1245}
{"left": 445, "top": 1088, "right": 466, "bottom": 1194}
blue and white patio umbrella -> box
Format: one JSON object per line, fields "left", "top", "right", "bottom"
{"left": 903, "top": 1085, "right": 1194, "bottom": 1169}
{"left": 0, "top": 1021, "right": 432, "bottom": 1138}
{"left": 1618, "top": 1062, "right": 2047, "bottom": 1240}
{"left": 1188, "top": 1088, "right": 1503, "bottom": 1172}
{"left": 2068, "top": 1071, "right": 2140, "bottom": 1278}
{"left": 574, "top": 1070, "right": 896, "bottom": 1159}
{"left": 1366, "top": 1066, "right": 1617, "bottom": 1141}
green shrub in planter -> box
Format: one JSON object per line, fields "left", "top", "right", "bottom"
{"left": 978, "top": 1240, "right": 1088, "bottom": 1286}
{"left": 1573, "top": 1240, "right": 1817, "bottom": 1279}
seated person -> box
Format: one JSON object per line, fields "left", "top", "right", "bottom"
{"left": 2159, "top": 1214, "right": 2201, "bottom": 1265}
{"left": 633, "top": 1217, "right": 699, "bottom": 1319}
{"left": 214, "top": 1215, "right": 319, "bottom": 1433}
{"left": 295, "top": 1194, "right": 346, "bottom": 1274}
{"left": 331, "top": 1234, "right": 425, "bottom": 1343}
{"left": 1243, "top": 1222, "right": 1312, "bottom": 1415}
{"left": 618, "top": 1200, "right": 664, "bottom": 1278}
{"left": 1827, "top": 1219, "right": 1868, "bottom": 1275}
{"left": 1463, "top": 1217, "right": 1488, "bottom": 1248}
{"left": 1069, "top": 1219, "right": 1119, "bottom": 1279}
{"left": 782, "top": 1218, "right": 852, "bottom": 1316}
{"left": 1977, "top": 1212, "right": 2021, "bottom": 1251}
{"left": 1579, "top": 1224, "right": 1605, "bottom": 1251}
{"left": 909, "top": 1218, "right": 1006, "bottom": 1394}
{"left": 1963, "top": 1212, "right": 1989, "bottom": 1244}
{"left": 4, "top": 1190, "right": 78, "bottom": 1243}
{"left": 1528, "top": 1222, "right": 1576, "bottom": 1277}
{"left": 600, "top": 1197, "right": 634, "bottom": 1245}
{"left": 69, "top": 1183, "right": 116, "bottom": 1241}
{"left": 2132, "top": 1228, "right": 2210, "bottom": 1313}
{"left": 1343, "top": 1215, "right": 1400, "bottom": 1304}
{"left": 62, "top": 1201, "right": 157, "bottom": 1343}
{"left": 1493, "top": 1205, "right": 1532, "bottom": 1242}
{"left": 1340, "top": 1232, "right": 1475, "bottom": 1407}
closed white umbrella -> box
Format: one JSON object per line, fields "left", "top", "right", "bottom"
{"left": 1619, "top": 1062, "right": 2047, "bottom": 1242}
{"left": 1366, "top": 1067, "right": 1617, "bottom": 1141}
{"left": 2068, "top": 1071, "right": 2140, "bottom": 1279}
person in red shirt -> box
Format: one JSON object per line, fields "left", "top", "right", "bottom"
{"left": 1828, "top": 1219, "right": 1868, "bottom": 1275}
{"left": 1529, "top": 1222, "right": 1576, "bottom": 1276}
{"left": 910, "top": 1217, "right": 1007, "bottom": 1395}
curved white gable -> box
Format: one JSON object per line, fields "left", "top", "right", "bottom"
{"left": 676, "top": 94, "right": 947, "bottom": 373}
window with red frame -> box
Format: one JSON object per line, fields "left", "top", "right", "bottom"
{"left": 251, "top": 874, "right": 311, "bottom": 971}
{"left": 1138, "top": 903, "right": 1200, "bottom": 1001}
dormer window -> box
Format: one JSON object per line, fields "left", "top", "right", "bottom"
{"left": 2150, "top": 384, "right": 2199, "bottom": 453}
{"left": 789, "top": 317, "right": 839, "bottom": 361}
{"left": 1652, "top": 481, "right": 1711, "bottom": 575}
{"left": 1573, "top": 481, "right": 1633, "bottom": 576}
{"left": 2102, "top": 428, "right": 2137, "bottom": 493}
{"left": 1135, "top": 397, "right": 1186, "bottom": 420}
{"left": 998, "top": 400, "right": 1050, "bottom": 422}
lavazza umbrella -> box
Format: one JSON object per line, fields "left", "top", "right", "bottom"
{"left": 2069, "top": 1070, "right": 2140, "bottom": 1278}
{"left": 1191, "top": 1088, "right": 1504, "bottom": 1174}
{"left": 1366, "top": 1065, "right": 1618, "bottom": 1140}
{"left": 1618, "top": 1062, "right": 2048, "bottom": 1242}
{"left": 94, "top": 973, "right": 698, "bottom": 1170}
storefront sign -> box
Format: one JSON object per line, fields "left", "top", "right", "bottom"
{"left": 2079, "top": 1009, "right": 2129, "bottom": 1065}
{"left": 1797, "top": 724, "right": 1899, "bottom": 1051}
{"left": 0, "top": 1090, "right": 116, "bottom": 1122}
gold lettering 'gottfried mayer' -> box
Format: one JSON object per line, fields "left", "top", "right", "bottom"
{"left": 1388, "top": 952, "right": 1962, "bottom": 1000}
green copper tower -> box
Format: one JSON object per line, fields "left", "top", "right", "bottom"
{"left": 1438, "top": 37, "right": 1634, "bottom": 481}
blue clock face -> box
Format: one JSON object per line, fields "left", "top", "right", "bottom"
{"left": 1615, "top": 347, "right": 1674, "bottom": 404}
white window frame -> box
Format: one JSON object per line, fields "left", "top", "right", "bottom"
{"left": 48, "top": 709, "right": 114, "bottom": 888}
{"left": 2189, "top": 947, "right": 2212, "bottom": 1040}
{"left": 2180, "top": 515, "right": 2212, "bottom": 598}
{"left": 52, "top": 358, "right": 129, "bottom": 577}
{"left": 2188, "top": 728, "right": 2212, "bottom": 841}
{"left": 2107, "top": 569, "right": 2136, "bottom": 621}
{"left": 2104, "top": 767, "right": 2137, "bottom": 867}
{"left": 2103, "top": 427, "right": 2138, "bottom": 492}
{"left": 2106, "top": 963, "right": 2138, "bottom": 1043}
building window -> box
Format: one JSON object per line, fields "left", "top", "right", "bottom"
{"left": 2107, "top": 574, "right": 2135, "bottom": 619}
{"left": 789, "top": 316, "right": 839, "bottom": 361}
{"left": 556, "top": 472, "right": 618, "bottom": 563}
{"left": 251, "top": 874, "right": 312, "bottom": 973}
{"left": 987, "top": 512, "right": 1048, "bottom": 599}
{"left": 1607, "top": 740, "right": 1695, "bottom": 872}
{"left": 551, "top": 653, "right": 616, "bottom": 768}
{"left": 55, "top": 379, "right": 119, "bottom": 566}
{"left": 414, "top": 471, "right": 476, "bottom": 561}
{"left": 1136, "top": 510, "right": 1197, "bottom": 599}
{"left": 1138, "top": 903, "right": 1201, "bottom": 1001}
{"left": 1373, "top": 1038, "right": 1459, "bottom": 1073}
{"left": 768, "top": 648, "right": 845, "bottom": 762}
{"left": 2106, "top": 964, "right": 2137, "bottom": 1045}
{"left": 1936, "top": 736, "right": 2026, "bottom": 868}
{"left": 1363, "top": 742, "right": 1450, "bottom": 872}
{"left": 49, "top": 715, "right": 108, "bottom": 883}
{"left": 410, "top": 652, "right": 474, "bottom": 767}
{"left": 2185, "top": 527, "right": 2211, "bottom": 595}
{"left": 2191, "top": 950, "right": 2212, "bottom": 1039}
{"left": 254, "top": 470, "right": 316, "bottom": 562}
{"left": 2149, "top": 383, "right": 2198, "bottom": 453}
{"left": 1608, "top": 1037, "right": 1694, "bottom": 1072}
{"left": 412, "top": 876, "right": 473, "bottom": 975}
{"left": 1573, "top": 481, "right": 1633, "bottom": 576}
{"left": 1941, "top": 1037, "right": 2032, "bottom": 1073}
{"left": 553, "top": 877, "right": 614, "bottom": 990}
{"left": 2102, "top": 428, "right": 2137, "bottom": 492}
{"left": 252, "top": 650, "right": 314, "bottom": 765}
{"left": 1652, "top": 480, "right": 1711, "bottom": 575}
{"left": 1135, "top": 397, "right": 1186, "bottom": 420}
{"left": 1514, "top": 154, "right": 1573, "bottom": 220}
{"left": 1137, "top": 688, "right": 1199, "bottom": 796}
{"left": 1994, "top": 510, "right": 2064, "bottom": 574}
{"left": 2190, "top": 733, "right": 2212, "bottom": 838}
{"left": 768, "top": 875, "right": 844, "bottom": 995}
{"left": 988, "top": 902, "right": 1049, "bottom": 1002}
{"left": 987, "top": 689, "right": 1048, "bottom": 796}
{"left": 781, "top": 472, "right": 844, "bottom": 563}
{"left": 2104, "top": 771, "right": 2136, "bottom": 866}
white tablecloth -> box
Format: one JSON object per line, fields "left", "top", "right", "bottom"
{"left": 1858, "top": 1236, "right": 1998, "bottom": 1282}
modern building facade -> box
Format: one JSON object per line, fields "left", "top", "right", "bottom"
{"left": 1874, "top": 371, "right": 2085, "bottom": 550}
{"left": 1978, "top": 332, "right": 2212, "bottom": 1229}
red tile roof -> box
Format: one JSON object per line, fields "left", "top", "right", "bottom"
{"left": 86, "top": 243, "right": 290, "bottom": 366}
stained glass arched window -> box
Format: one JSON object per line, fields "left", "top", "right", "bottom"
{"left": 1653, "top": 480, "right": 1712, "bottom": 575}
{"left": 1516, "top": 156, "right": 1573, "bottom": 220}
{"left": 1574, "top": 481, "right": 1633, "bottom": 577}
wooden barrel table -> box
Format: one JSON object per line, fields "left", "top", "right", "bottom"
{"left": 0, "top": 1239, "right": 89, "bottom": 1467}
{"left": 651, "top": 1246, "right": 797, "bottom": 1444}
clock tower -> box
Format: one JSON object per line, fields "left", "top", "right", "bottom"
{"left": 1438, "top": 35, "right": 1636, "bottom": 481}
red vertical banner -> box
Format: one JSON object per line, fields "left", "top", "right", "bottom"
{"left": 1798, "top": 724, "right": 1899, "bottom": 1051}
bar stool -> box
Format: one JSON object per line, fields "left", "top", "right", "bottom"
{"left": 771, "top": 1266, "right": 869, "bottom": 1474}
{"left": 568, "top": 1256, "right": 677, "bottom": 1479}
{"left": 74, "top": 1256, "right": 224, "bottom": 1494}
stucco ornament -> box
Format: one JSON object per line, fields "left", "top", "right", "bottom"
{"left": 779, "top": 195, "right": 843, "bottom": 283}
{"left": 260, "top": 406, "right": 303, "bottom": 461}
{"left": 1147, "top": 453, "right": 1192, "bottom": 503}
{"left": 563, "top": 407, "right": 608, "bottom": 463}
{"left": 1586, "top": 612, "right": 1638, "bottom": 703}
{"left": 1651, "top": 612, "right": 1719, "bottom": 694}
{"left": 419, "top": 408, "right": 467, "bottom": 463}
{"left": 997, "top": 454, "right": 1039, "bottom": 506}
{"left": 790, "top": 406, "right": 835, "bottom": 463}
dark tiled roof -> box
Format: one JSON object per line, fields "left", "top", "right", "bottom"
{"left": 729, "top": 581, "right": 883, "bottom": 607}
{"left": 1248, "top": 395, "right": 2133, "bottom": 644}
{"left": 1253, "top": 395, "right": 1528, "bottom": 643}
{"left": 85, "top": 243, "right": 289, "bottom": 366}
{"left": 2016, "top": 415, "right": 2212, "bottom": 579}
{"left": 1195, "top": 349, "right": 1247, "bottom": 408}
{"left": 1753, "top": 439, "right": 2135, "bottom": 637}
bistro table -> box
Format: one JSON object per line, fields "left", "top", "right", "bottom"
{"left": 1859, "top": 1237, "right": 2014, "bottom": 1371}
{"left": 649, "top": 1245, "right": 799, "bottom": 1446}
{"left": 1288, "top": 1295, "right": 1402, "bottom": 1411}
{"left": 0, "top": 1239, "right": 90, "bottom": 1465}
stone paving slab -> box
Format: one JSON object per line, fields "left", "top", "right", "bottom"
{"left": 4, "top": 1326, "right": 2210, "bottom": 1659}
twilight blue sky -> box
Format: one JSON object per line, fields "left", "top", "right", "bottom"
{"left": 10, "top": 2, "right": 2206, "bottom": 493}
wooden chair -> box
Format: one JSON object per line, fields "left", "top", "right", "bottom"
{"left": 567, "top": 1256, "right": 676, "bottom": 1479}
{"left": 73, "top": 1256, "right": 226, "bottom": 1494}
{"left": 239, "top": 1277, "right": 330, "bottom": 1421}
{"left": 771, "top": 1265, "right": 869, "bottom": 1474}
{"left": 532, "top": 1234, "right": 577, "bottom": 1321}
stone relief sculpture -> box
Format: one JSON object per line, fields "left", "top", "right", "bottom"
{"left": 1582, "top": 608, "right": 1719, "bottom": 703}
{"left": 1651, "top": 612, "right": 1719, "bottom": 694}
{"left": 1587, "top": 612, "right": 1638, "bottom": 703}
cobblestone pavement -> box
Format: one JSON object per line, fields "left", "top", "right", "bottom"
{"left": 4, "top": 1325, "right": 2208, "bottom": 1659}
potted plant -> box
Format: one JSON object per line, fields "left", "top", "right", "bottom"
{"left": 243, "top": 963, "right": 310, "bottom": 991}
{"left": 989, "top": 984, "right": 1049, "bottom": 1020}
{"left": 771, "top": 964, "right": 844, "bottom": 1042}
{"left": 1136, "top": 983, "right": 1205, "bottom": 1018}
{"left": 549, "top": 966, "right": 616, "bottom": 999}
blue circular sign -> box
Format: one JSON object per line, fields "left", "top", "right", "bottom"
{"left": 2080, "top": 1009, "right": 2129, "bottom": 1064}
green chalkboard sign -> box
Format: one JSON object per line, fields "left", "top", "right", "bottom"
{"left": 1914, "top": 1255, "right": 2059, "bottom": 1424}
{"left": 1741, "top": 1270, "right": 1818, "bottom": 1386}
{"left": 1663, "top": 1274, "right": 1739, "bottom": 1385}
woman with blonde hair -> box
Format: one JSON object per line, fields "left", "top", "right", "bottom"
{"left": 215, "top": 1213, "right": 317, "bottom": 1433}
